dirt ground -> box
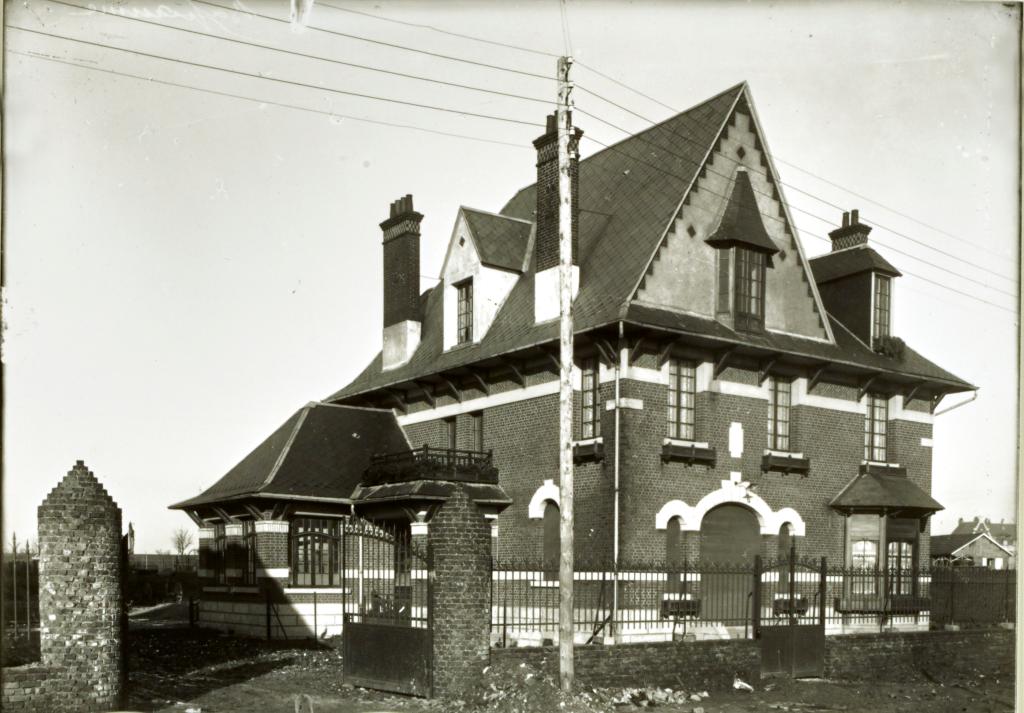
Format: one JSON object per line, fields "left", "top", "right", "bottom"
{"left": 126, "top": 609, "right": 1014, "bottom": 713}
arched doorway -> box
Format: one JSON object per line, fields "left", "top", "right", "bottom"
{"left": 700, "top": 503, "right": 760, "bottom": 621}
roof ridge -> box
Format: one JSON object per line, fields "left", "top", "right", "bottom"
{"left": 260, "top": 406, "right": 310, "bottom": 490}
{"left": 461, "top": 205, "right": 534, "bottom": 225}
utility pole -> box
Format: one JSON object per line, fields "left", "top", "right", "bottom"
{"left": 556, "top": 54, "right": 575, "bottom": 694}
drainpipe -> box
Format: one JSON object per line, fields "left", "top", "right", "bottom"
{"left": 612, "top": 321, "right": 623, "bottom": 641}
{"left": 933, "top": 389, "right": 978, "bottom": 417}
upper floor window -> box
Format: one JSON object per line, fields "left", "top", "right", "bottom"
{"left": 873, "top": 274, "right": 891, "bottom": 340}
{"left": 734, "top": 247, "right": 766, "bottom": 332}
{"left": 767, "top": 377, "right": 792, "bottom": 451}
{"left": 667, "top": 358, "right": 696, "bottom": 441}
{"left": 580, "top": 358, "right": 600, "bottom": 440}
{"left": 456, "top": 279, "right": 473, "bottom": 344}
{"left": 864, "top": 393, "right": 888, "bottom": 462}
{"left": 445, "top": 417, "right": 457, "bottom": 450}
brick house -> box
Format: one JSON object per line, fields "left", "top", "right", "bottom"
{"left": 171, "top": 82, "right": 972, "bottom": 634}
{"left": 931, "top": 533, "right": 1014, "bottom": 569}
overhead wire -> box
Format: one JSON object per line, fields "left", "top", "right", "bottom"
{"left": 40, "top": 0, "right": 555, "bottom": 107}
{"left": 7, "top": 48, "right": 531, "bottom": 149}
{"left": 7, "top": 25, "right": 547, "bottom": 129}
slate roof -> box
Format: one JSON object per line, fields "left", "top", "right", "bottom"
{"left": 951, "top": 517, "right": 1016, "bottom": 543}
{"left": 327, "top": 83, "right": 972, "bottom": 403}
{"left": 705, "top": 169, "right": 778, "bottom": 254}
{"left": 829, "top": 471, "right": 944, "bottom": 514}
{"left": 462, "top": 208, "right": 532, "bottom": 272}
{"left": 809, "top": 245, "right": 902, "bottom": 284}
{"left": 931, "top": 533, "right": 1013, "bottom": 557}
{"left": 169, "top": 402, "right": 410, "bottom": 509}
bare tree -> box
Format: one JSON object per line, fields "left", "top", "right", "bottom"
{"left": 171, "top": 528, "right": 194, "bottom": 557}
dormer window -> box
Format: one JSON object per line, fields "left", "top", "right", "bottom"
{"left": 873, "top": 274, "right": 891, "bottom": 340}
{"left": 456, "top": 279, "right": 473, "bottom": 344}
{"left": 735, "top": 247, "right": 766, "bottom": 332}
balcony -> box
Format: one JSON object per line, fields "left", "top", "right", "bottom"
{"left": 363, "top": 446, "right": 498, "bottom": 487}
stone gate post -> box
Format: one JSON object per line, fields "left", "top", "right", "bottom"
{"left": 37, "top": 460, "right": 125, "bottom": 711}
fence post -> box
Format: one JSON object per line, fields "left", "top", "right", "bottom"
{"left": 949, "top": 568, "right": 956, "bottom": 626}
{"left": 818, "top": 557, "right": 827, "bottom": 629}
{"left": 752, "top": 555, "right": 762, "bottom": 638}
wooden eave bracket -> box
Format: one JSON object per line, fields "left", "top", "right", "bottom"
{"left": 212, "top": 506, "right": 237, "bottom": 524}
{"left": 539, "top": 346, "right": 561, "bottom": 374}
{"left": 185, "top": 509, "right": 205, "bottom": 528}
{"left": 269, "top": 502, "right": 287, "bottom": 521}
{"left": 591, "top": 337, "right": 617, "bottom": 368}
{"left": 713, "top": 347, "right": 736, "bottom": 379}
{"left": 758, "top": 353, "right": 782, "bottom": 385}
{"left": 807, "top": 362, "right": 830, "bottom": 393}
{"left": 384, "top": 388, "right": 409, "bottom": 414}
{"left": 628, "top": 332, "right": 656, "bottom": 366}
{"left": 657, "top": 339, "right": 678, "bottom": 366}
{"left": 413, "top": 380, "right": 436, "bottom": 408}
{"left": 904, "top": 381, "right": 927, "bottom": 407}
{"left": 467, "top": 370, "right": 490, "bottom": 396}
{"left": 438, "top": 375, "right": 462, "bottom": 403}
{"left": 242, "top": 503, "right": 264, "bottom": 520}
{"left": 857, "top": 372, "right": 882, "bottom": 401}
{"left": 502, "top": 359, "right": 526, "bottom": 389}
{"left": 930, "top": 390, "right": 948, "bottom": 414}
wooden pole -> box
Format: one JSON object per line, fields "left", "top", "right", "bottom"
{"left": 12, "top": 533, "right": 18, "bottom": 637}
{"left": 556, "top": 54, "right": 575, "bottom": 693}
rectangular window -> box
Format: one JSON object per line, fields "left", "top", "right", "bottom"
{"left": 667, "top": 359, "right": 696, "bottom": 440}
{"left": 456, "top": 279, "right": 473, "bottom": 344}
{"left": 887, "top": 540, "right": 914, "bottom": 595}
{"left": 851, "top": 539, "right": 879, "bottom": 595}
{"left": 873, "top": 275, "right": 891, "bottom": 341}
{"left": 864, "top": 393, "right": 889, "bottom": 462}
{"left": 734, "top": 248, "right": 766, "bottom": 331}
{"left": 213, "top": 524, "right": 226, "bottom": 584}
{"left": 243, "top": 520, "right": 257, "bottom": 585}
{"left": 767, "top": 377, "right": 792, "bottom": 451}
{"left": 716, "top": 248, "right": 731, "bottom": 314}
{"left": 445, "top": 417, "right": 457, "bottom": 450}
{"left": 472, "top": 411, "right": 484, "bottom": 451}
{"left": 291, "top": 517, "right": 340, "bottom": 587}
{"left": 580, "top": 358, "right": 600, "bottom": 440}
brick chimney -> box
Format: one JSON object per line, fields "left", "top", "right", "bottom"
{"left": 380, "top": 194, "right": 423, "bottom": 370}
{"left": 828, "top": 209, "right": 872, "bottom": 251}
{"left": 533, "top": 112, "right": 583, "bottom": 322}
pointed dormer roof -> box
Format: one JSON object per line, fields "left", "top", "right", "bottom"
{"left": 461, "top": 208, "right": 532, "bottom": 273}
{"left": 705, "top": 169, "right": 778, "bottom": 254}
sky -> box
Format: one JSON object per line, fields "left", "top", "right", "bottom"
{"left": 2, "top": 0, "right": 1020, "bottom": 553}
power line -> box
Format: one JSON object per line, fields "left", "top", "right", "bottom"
{"left": 572, "top": 104, "right": 1018, "bottom": 297}
{"left": 7, "top": 25, "right": 547, "bottom": 129}
{"left": 8, "top": 48, "right": 532, "bottom": 149}
{"left": 40, "top": 0, "right": 555, "bottom": 107}
{"left": 191, "top": 0, "right": 556, "bottom": 82}
{"left": 315, "top": 1, "right": 559, "bottom": 59}
{"left": 574, "top": 62, "right": 1013, "bottom": 267}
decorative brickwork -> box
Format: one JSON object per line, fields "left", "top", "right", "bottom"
{"left": 380, "top": 195, "right": 423, "bottom": 328}
{"left": 428, "top": 483, "right": 494, "bottom": 697}
{"left": 35, "top": 460, "right": 125, "bottom": 712}
{"left": 533, "top": 114, "right": 582, "bottom": 272}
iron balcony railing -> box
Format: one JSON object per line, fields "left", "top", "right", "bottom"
{"left": 363, "top": 445, "right": 498, "bottom": 486}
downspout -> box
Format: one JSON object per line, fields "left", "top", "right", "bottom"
{"left": 612, "top": 321, "right": 623, "bottom": 641}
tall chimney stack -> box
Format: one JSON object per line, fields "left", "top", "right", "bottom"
{"left": 533, "top": 113, "right": 583, "bottom": 322}
{"left": 380, "top": 194, "right": 423, "bottom": 369}
{"left": 828, "top": 208, "right": 871, "bottom": 251}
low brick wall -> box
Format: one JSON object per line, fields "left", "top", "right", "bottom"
{"left": 492, "top": 638, "right": 760, "bottom": 691}
{"left": 492, "top": 628, "right": 1013, "bottom": 690}
{"left": 825, "top": 629, "right": 1013, "bottom": 681}
{"left": 1, "top": 664, "right": 53, "bottom": 712}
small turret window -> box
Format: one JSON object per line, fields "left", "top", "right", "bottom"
{"left": 735, "top": 247, "right": 766, "bottom": 331}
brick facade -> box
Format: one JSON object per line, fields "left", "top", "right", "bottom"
{"left": 397, "top": 364, "right": 935, "bottom": 569}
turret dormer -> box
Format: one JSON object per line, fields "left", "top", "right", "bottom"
{"left": 809, "top": 210, "right": 902, "bottom": 350}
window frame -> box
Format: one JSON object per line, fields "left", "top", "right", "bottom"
{"left": 864, "top": 393, "right": 889, "bottom": 462}
{"left": 242, "top": 520, "right": 257, "bottom": 585}
{"left": 212, "top": 523, "right": 227, "bottom": 584}
{"left": 445, "top": 416, "right": 457, "bottom": 450}
{"left": 873, "top": 274, "right": 891, "bottom": 341}
{"left": 666, "top": 358, "right": 696, "bottom": 441}
{"left": 472, "top": 411, "right": 484, "bottom": 452}
{"left": 767, "top": 377, "right": 792, "bottom": 452}
{"left": 291, "top": 517, "right": 341, "bottom": 588}
{"left": 734, "top": 247, "right": 766, "bottom": 332}
{"left": 455, "top": 279, "right": 474, "bottom": 344}
{"left": 580, "top": 357, "right": 600, "bottom": 440}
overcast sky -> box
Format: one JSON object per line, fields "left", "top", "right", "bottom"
{"left": 3, "top": 0, "right": 1019, "bottom": 553}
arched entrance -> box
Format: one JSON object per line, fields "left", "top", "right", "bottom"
{"left": 700, "top": 503, "right": 760, "bottom": 621}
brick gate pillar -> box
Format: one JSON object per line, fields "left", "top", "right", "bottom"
{"left": 37, "top": 460, "right": 125, "bottom": 712}
{"left": 427, "top": 483, "right": 494, "bottom": 697}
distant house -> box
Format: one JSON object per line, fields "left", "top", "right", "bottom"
{"left": 952, "top": 517, "right": 1016, "bottom": 558}
{"left": 931, "top": 532, "right": 1013, "bottom": 569}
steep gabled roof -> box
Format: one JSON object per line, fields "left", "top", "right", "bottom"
{"left": 809, "top": 245, "right": 902, "bottom": 284}
{"left": 705, "top": 169, "right": 778, "bottom": 254}
{"left": 462, "top": 208, "right": 532, "bottom": 272}
{"left": 931, "top": 533, "right": 1013, "bottom": 558}
{"left": 169, "top": 402, "right": 409, "bottom": 509}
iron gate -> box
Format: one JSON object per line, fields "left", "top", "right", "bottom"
{"left": 341, "top": 516, "right": 432, "bottom": 696}
{"left": 754, "top": 553, "right": 826, "bottom": 678}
